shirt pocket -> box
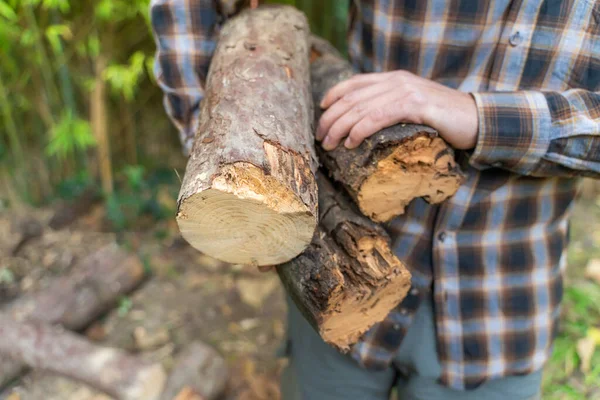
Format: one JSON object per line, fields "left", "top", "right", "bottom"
{"left": 564, "top": 0, "right": 600, "bottom": 90}
{"left": 520, "top": 0, "right": 600, "bottom": 91}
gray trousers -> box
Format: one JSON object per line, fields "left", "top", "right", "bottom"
{"left": 280, "top": 295, "right": 542, "bottom": 400}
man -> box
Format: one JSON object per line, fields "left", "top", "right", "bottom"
{"left": 150, "top": 0, "right": 600, "bottom": 398}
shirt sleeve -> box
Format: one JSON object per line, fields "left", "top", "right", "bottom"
{"left": 150, "top": 0, "right": 220, "bottom": 155}
{"left": 469, "top": 89, "right": 600, "bottom": 178}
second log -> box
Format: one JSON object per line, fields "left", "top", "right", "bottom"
{"left": 310, "top": 38, "right": 465, "bottom": 223}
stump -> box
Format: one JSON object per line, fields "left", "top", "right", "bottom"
{"left": 310, "top": 37, "right": 464, "bottom": 222}
{"left": 177, "top": 6, "right": 318, "bottom": 266}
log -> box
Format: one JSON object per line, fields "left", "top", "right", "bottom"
{"left": 0, "top": 244, "right": 146, "bottom": 388}
{"left": 160, "top": 341, "right": 228, "bottom": 400}
{"left": 0, "top": 315, "right": 166, "bottom": 400}
{"left": 177, "top": 6, "right": 318, "bottom": 266}
{"left": 310, "top": 37, "right": 464, "bottom": 223}
{"left": 277, "top": 172, "right": 411, "bottom": 351}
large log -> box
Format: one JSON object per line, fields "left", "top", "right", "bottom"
{"left": 310, "top": 37, "right": 464, "bottom": 223}
{"left": 177, "top": 6, "right": 318, "bottom": 266}
{"left": 0, "top": 315, "right": 166, "bottom": 400}
{"left": 277, "top": 173, "right": 411, "bottom": 351}
{"left": 0, "top": 244, "right": 146, "bottom": 388}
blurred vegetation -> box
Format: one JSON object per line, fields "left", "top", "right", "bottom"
{"left": 0, "top": 0, "right": 349, "bottom": 214}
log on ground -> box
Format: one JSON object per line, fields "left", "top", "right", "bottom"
{"left": 310, "top": 37, "right": 464, "bottom": 223}
{"left": 0, "top": 244, "right": 146, "bottom": 388}
{"left": 177, "top": 6, "right": 318, "bottom": 266}
{"left": 277, "top": 173, "right": 411, "bottom": 351}
{"left": 0, "top": 315, "right": 166, "bottom": 400}
{"left": 160, "top": 341, "right": 228, "bottom": 400}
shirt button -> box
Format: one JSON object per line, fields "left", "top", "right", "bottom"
{"left": 410, "top": 288, "right": 419, "bottom": 296}
{"left": 509, "top": 31, "right": 522, "bottom": 47}
{"left": 393, "top": 323, "right": 401, "bottom": 330}
{"left": 437, "top": 231, "right": 447, "bottom": 242}
{"left": 399, "top": 308, "right": 408, "bottom": 315}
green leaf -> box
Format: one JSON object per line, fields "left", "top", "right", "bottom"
{"left": 45, "top": 24, "right": 72, "bottom": 53}
{"left": 0, "top": 1, "right": 17, "bottom": 20}
{"left": 42, "top": 0, "right": 70, "bottom": 13}
{"left": 46, "top": 111, "right": 96, "bottom": 159}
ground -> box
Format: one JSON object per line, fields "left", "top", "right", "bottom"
{"left": 1, "top": 180, "right": 600, "bottom": 400}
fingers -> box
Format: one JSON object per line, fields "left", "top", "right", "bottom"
{"left": 322, "top": 92, "right": 402, "bottom": 150}
{"left": 344, "top": 106, "right": 398, "bottom": 149}
{"left": 320, "top": 73, "right": 391, "bottom": 109}
{"left": 316, "top": 82, "right": 390, "bottom": 141}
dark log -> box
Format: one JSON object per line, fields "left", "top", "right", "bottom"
{"left": 160, "top": 341, "right": 228, "bottom": 400}
{"left": 310, "top": 37, "right": 465, "bottom": 223}
{"left": 48, "top": 187, "right": 101, "bottom": 230}
{"left": 0, "top": 315, "right": 166, "bottom": 400}
{"left": 277, "top": 172, "right": 411, "bottom": 351}
{"left": 176, "top": 5, "right": 318, "bottom": 267}
{"left": 0, "top": 244, "right": 146, "bottom": 388}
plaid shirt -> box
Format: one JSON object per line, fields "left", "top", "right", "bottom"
{"left": 151, "top": 0, "right": 600, "bottom": 390}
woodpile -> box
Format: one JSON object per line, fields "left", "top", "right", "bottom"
{"left": 174, "top": 5, "right": 464, "bottom": 350}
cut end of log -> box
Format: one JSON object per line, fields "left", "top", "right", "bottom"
{"left": 357, "top": 135, "right": 464, "bottom": 222}
{"left": 177, "top": 161, "right": 316, "bottom": 266}
{"left": 318, "top": 235, "right": 411, "bottom": 351}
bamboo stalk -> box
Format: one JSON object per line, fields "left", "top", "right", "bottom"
{"left": 0, "top": 74, "right": 24, "bottom": 167}
{"left": 91, "top": 53, "right": 114, "bottom": 195}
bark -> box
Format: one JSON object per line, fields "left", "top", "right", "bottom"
{"left": 310, "top": 37, "right": 465, "bottom": 222}
{"left": 160, "top": 341, "right": 228, "bottom": 400}
{"left": 0, "top": 244, "right": 146, "bottom": 388}
{"left": 0, "top": 315, "right": 166, "bottom": 400}
{"left": 177, "top": 5, "right": 318, "bottom": 267}
{"left": 277, "top": 172, "right": 411, "bottom": 351}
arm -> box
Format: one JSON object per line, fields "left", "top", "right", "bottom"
{"left": 316, "top": 71, "right": 600, "bottom": 178}
{"left": 470, "top": 90, "right": 600, "bottom": 178}
{"left": 150, "top": 0, "right": 220, "bottom": 155}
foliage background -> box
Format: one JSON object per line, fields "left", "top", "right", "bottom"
{"left": 1, "top": 0, "right": 599, "bottom": 398}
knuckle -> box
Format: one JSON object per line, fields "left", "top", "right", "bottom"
{"left": 369, "top": 107, "right": 386, "bottom": 123}
{"left": 340, "top": 93, "right": 355, "bottom": 104}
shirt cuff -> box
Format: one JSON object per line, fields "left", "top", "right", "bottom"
{"left": 469, "top": 91, "right": 553, "bottom": 175}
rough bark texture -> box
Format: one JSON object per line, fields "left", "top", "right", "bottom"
{"left": 160, "top": 341, "right": 228, "bottom": 400}
{"left": 0, "top": 315, "right": 166, "bottom": 400}
{"left": 177, "top": 5, "right": 318, "bottom": 266}
{"left": 310, "top": 37, "right": 465, "bottom": 223}
{"left": 0, "top": 244, "right": 145, "bottom": 388}
{"left": 277, "top": 172, "right": 411, "bottom": 351}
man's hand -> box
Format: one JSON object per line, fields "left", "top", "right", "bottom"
{"left": 316, "top": 70, "right": 479, "bottom": 151}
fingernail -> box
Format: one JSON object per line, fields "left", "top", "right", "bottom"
{"left": 344, "top": 138, "right": 352, "bottom": 148}
{"left": 315, "top": 126, "right": 323, "bottom": 141}
{"left": 322, "top": 136, "right": 333, "bottom": 150}
{"left": 320, "top": 99, "right": 326, "bottom": 108}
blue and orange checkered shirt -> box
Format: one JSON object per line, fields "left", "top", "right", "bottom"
{"left": 151, "top": 0, "right": 600, "bottom": 390}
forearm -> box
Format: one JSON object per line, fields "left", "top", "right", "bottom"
{"left": 470, "top": 89, "right": 600, "bottom": 178}
{"left": 150, "top": 0, "right": 220, "bottom": 154}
